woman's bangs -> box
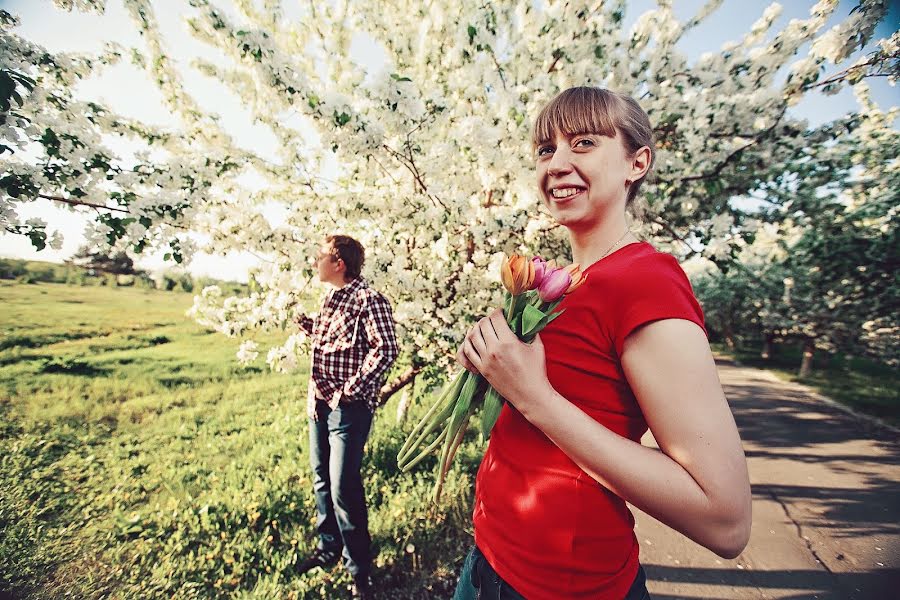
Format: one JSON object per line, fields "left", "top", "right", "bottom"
{"left": 532, "top": 89, "right": 619, "bottom": 147}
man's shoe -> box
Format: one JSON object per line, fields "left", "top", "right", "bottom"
{"left": 296, "top": 547, "right": 340, "bottom": 574}
{"left": 350, "top": 573, "right": 373, "bottom": 599}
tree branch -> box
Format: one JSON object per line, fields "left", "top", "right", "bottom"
{"left": 379, "top": 363, "right": 422, "bottom": 404}
{"left": 678, "top": 139, "right": 759, "bottom": 183}
{"left": 381, "top": 143, "right": 446, "bottom": 210}
{"left": 38, "top": 193, "right": 131, "bottom": 215}
{"left": 803, "top": 51, "right": 900, "bottom": 91}
{"left": 651, "top": 216, "right": 700, "bottom": 255}
{"left": 547, "top": 54, "right": 562, "bottom": 73}
{"left": 370, "top": 154, "right": 400, "bottom": 184}
{"left": 678, "top": 110, "right": 786, "bottom": 183}
{"left": 490, "top": 51, "right": 507, "bottom": 89}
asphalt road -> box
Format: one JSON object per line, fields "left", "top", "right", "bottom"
{"left": 632, "top": 360, "right": 900, "bottom": 600}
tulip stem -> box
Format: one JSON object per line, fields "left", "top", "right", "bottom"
{"left": 442, "top": 406, "right": 474, "bottom": 479}
{"left": 397, "top": 370, "right": 467, "bottom": 466}
{"left": 434, "top": 373, "right": 479, "bottom": 497}
{"left": 397, "top": 396, "right": 455, "bottom": 467}
{"left": 433, "top": 403, "right": 475, "bottom": 503}
{"left": 399, "top": 426, "right": 449, "bottom": 472}
{"left": 504, "top": 291, "right": 515, "bottom": 322}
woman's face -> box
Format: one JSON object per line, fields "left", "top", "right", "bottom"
{"left": 535, "top": 129, "right": 645, "bottom": 231}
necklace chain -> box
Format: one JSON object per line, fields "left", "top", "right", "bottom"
{"left": 598, "top": 229, "right": 632, "bottom": 261}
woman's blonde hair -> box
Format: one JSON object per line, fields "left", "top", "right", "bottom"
{"left": 532, "top": 87, "right": 655, "bottom": 206}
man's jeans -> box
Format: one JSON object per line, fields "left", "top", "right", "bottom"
{"left": 308, "top": 400, "right": 373, "bottom": 577}
{"left": 453, "top": 545, "right": 652, "bottom": 599}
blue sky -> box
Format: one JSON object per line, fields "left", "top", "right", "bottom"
{"left": 1, "top": 0, "right": 897, "bottom": 280}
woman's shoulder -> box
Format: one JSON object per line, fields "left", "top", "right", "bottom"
{"left": 577, "top": 243, "right": 705, "bottom": 348}
{"left": 584, "top": 242, "right": 687, "bottom": 288}
{"left": 622, "top": 241, "right": 682, "bottom": 267}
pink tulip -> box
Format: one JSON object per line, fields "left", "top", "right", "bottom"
{"left": 531, "top": 257, "right": 548, "bottom": 288}
{"left": 538, "top": 267, "right": 571, "bottom": 302}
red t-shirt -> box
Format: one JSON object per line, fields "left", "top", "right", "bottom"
{"left": 473, "top": 242, "right": 706, "bottom": 599}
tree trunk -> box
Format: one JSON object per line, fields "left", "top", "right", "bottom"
{"left": 798, "top": 340, "right": 815, "bottom": 379}
{"left": 724, "top": 327, "right": 736, "bottom": 350}
{"left": 396, "top": 388, "right": 412, "bottom": 424}
{"left": 761, "top": 334, "right": 774, "bottom": 360}
{"left": 379, "top": 364, "right": 422, "bottom": 405}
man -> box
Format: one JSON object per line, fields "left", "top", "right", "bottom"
{"left": 294, "top": 235, "right": 398, "bottom": 599}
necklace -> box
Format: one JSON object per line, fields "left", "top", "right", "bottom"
{"left": 598, "top": 229, "right": 632, "bottom": 262}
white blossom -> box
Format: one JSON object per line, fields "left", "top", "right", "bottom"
{"left": 2, "top": 0, "right": 893, "bottom": 379}
{"left": 236, "top": 339, "right": 259, "bottom": 364}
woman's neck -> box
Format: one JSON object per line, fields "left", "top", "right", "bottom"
{"left": 569, "top": 215, "right": 635, "bottom": 267}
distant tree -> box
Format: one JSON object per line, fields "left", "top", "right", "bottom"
{"left": 767, "top": 86, "right": 898, "bottom": 376}
{"left": 0, "top": 257, "right": 28, "bottom": 279}
{"left": 68, "top": 245, "right": 139, "bottom": 276}
{"left": 693, "top": 267, "right": 761, "bottom": 351}
{"left": 694, "top": 85, "right": 899, "bottom": 376}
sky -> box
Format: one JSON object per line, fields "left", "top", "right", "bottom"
{"left": 1, "top": 0, "right": 898, "bottom": 282}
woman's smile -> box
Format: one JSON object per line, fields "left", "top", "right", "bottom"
{"left": 547, "top": 185, "right": 586, "bottom": 204}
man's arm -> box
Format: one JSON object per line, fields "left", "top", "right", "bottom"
{"left": 294, "top": 313, "right": 316, "bottom": 335}
{"left": 340, "top": 294, "right": 399, "bottom": 401}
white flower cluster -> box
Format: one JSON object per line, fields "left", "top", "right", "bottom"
{"left": 265, "top": 333, "right": 308, "bottom": 373}
{"left": 236, "top": 339, "right": 259, "bottom": 365}
{"left": 4, "top": 0, "right": 895, "bottom": 380}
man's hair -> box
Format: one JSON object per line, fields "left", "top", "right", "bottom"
{"left": 532, "top": 86, "right": 655, "bottom": 206}
{"left": 326, "top": 234, "right": 365, "bottom": 281}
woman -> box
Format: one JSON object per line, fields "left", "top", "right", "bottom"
{"left": 453, "top": 87, "right": 751, "bottom": 599}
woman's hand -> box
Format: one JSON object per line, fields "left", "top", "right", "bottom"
{"left": 456, "top": 308, "right": 552, "bottom": 410}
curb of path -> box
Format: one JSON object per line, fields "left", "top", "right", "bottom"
{"left": 734, "top": 362, "right": 900, "bottom": 437}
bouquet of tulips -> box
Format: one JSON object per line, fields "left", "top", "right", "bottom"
{"left": 396, "top": 254, "right": 587, "bottom": 501}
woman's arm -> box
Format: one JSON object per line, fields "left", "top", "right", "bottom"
{"left": 460, "top": 311, "right": 751, "bottom": 559}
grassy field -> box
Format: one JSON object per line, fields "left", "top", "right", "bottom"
{"left": 0, "top": 282, "right": 479, "bottom": 599}
{"left": 4, "top": 282, "right": 895, "bottom": 599}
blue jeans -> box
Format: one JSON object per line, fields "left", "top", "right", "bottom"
{"left": 308, "top": 400, "right": 373, "bottom": 577}
{"left": 452, "top": 545, "right": 652, "bottom": 599}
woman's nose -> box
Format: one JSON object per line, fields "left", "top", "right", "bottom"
{"left": 547, "top": 145, "right": 573, "bottom": 175}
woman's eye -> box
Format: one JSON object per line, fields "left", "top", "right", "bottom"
{"left": 574, "top": 138, "right": 595, "bottom": 148}
{"left": 536, "top": 145, "right": 554, "bottom": 157}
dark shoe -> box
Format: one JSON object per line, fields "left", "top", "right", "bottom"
{"left": 296, "top": 547, "right": 340, "bottom": 574}
{"left": 350, "top": 573, "right": 373, "bottom": 599}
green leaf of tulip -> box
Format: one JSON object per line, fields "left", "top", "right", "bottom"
{"left": 481, "top": 386, "right": 505, "bottom": 441}
{"left": 521, "top": 304, "right": 547, "bottom": 338}
{"left": 522, "top": 308, "right": 565, "bottom": 342}
{"left": 511, "top": 313, "right": 523, "bottom": 336}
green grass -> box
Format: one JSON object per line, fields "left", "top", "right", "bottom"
{"left": 6, "top": 283, "right": 895, "bottom": 598}
{"left": 1, "top": 282, "right": 477, "bottom": 599}
{"left": 713, "top": 342, "right": 899, "bottom": 427}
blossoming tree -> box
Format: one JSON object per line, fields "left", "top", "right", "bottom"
{"left": 2, "top": 0, "right": 897, "bottom": 394}
{"left": 694, "top": 82, "right": 898, "bottom": 375}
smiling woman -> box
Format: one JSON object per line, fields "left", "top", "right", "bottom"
{"left": 534, "top": 87, "right": 655, "bottom": 235}
{"left": 453, "top": 87, "right": 751, "bottom": 600}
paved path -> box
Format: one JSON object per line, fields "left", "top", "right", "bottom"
{"left": 632, "top": 360, "right": 900, "bottom": 600}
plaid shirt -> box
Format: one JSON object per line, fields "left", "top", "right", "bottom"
{"left": 297, "top": 277, "right": 399, "bottom": 416}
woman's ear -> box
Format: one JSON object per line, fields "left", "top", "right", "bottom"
{"left": 630, "top": 146, "right": 652, "bottom": 182}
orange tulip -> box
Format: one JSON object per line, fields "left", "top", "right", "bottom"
{"left": 500, "top": 254, "right": 535, "bottom": 296}
{"left": 562, "top": 263, "right": 587, "bottom": 294}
